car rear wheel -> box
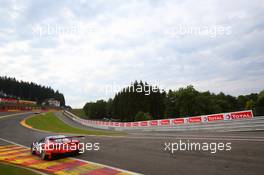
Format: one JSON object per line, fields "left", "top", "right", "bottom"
{"left": 40, "top": 150, "right": 47, "bottom": 160}
{"left": 73, "top": 150, "right": 80, "bottom": 156}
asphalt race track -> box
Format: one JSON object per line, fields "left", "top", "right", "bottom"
{"left": 0, "top": 112, "right": 264, "bottom": 175}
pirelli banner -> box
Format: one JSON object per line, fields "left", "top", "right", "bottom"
{"left": 74, "top": 110, "right": 254, "bottom": 128}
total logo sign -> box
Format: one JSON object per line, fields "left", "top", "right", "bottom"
{"left": 203, "top": 114, "right": 224, "bottom": 122}
{"left": 229, "top": 110, "right": 253, "bottom": 120}
{"left": 224, "top": 110, "right": 253, "bottom": 120}
{"left": 172, "top": 118, "right": 185, "bottom": 124}
{"left": 188, "top": 116, "right": 202, "bottom": 123}
{"left": 160, "top": 119, "right": 170, "bottom": 125}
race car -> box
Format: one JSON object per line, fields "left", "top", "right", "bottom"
{"left": 31, "top": 135, "right": 84, "bottom": 160}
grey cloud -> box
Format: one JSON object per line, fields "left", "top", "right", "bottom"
{"left": 0, "top": 0, "right": 264, "bottom": 107}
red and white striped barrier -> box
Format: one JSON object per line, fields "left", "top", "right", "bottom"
{"left": 64, "top": 110, "right": 254, "bottom": 130}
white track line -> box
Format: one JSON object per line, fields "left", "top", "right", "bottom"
{"left": 0, "top": 137, "right": 28, "bottom": 148}
{"left": 0, "top": 137, "right": 47, "bottom": 175}
{"left": 0, "top": 112, "right": 32, "bottom": 119}
{"left": 0, "top": 137, "right": 141, "bottom": 175}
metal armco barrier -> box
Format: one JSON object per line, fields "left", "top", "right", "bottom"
{"left": 63, "top": 110, "right": 264, "bottom": 132}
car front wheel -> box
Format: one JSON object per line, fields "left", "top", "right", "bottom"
{"left": 31, "top": 144, "right": 35, "bottom": 155}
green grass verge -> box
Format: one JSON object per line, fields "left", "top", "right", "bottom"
{"left": 0, "top": 163, "right": 41, "bottom": 175}
{"left": 70, "top": 109, "right": 86, "bottom": 118}
{"left": 25, "top": 112, "right": 124, "bottom": 136}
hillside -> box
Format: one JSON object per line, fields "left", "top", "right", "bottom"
{"left": 0, "top": 76, "right": 65, "bottom": 106}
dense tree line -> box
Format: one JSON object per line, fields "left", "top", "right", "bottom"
{"left": 83, "top": 81, "right": 165, "bottom": 121}
{"left": 165, "top": 85, "right": 263, "bottom": 117}
{"left": 83, "top": 100, "right": 107, "bottom": 119}
{"left": 0, "top": 76, "right": 65, "bottom": 106}
{"left": 83, "top": 81, "right": 264, "bottom": 121}
{"left": 111, "top": 81, "right": 166, "bottom": 121}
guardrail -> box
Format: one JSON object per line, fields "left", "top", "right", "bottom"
{"left": 63, "top": 110, "right": 264, "bottom": 132}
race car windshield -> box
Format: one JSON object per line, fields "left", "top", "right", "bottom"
{"left": 53, "top": 138, "right": 71, "bottom": 143}
{"left": 48, "top": 136, "right": 71, "bottom": 143}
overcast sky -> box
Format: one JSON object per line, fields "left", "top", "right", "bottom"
{"left": 0, "top": 0, "right": 264, "bottom": 107}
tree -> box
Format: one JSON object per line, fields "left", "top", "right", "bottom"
{"left": 83, "top": 82, "right": 264, "bottom": 121}
{"left": 110, "top": 81, "right": 166, "bottom": 121}
{"left": 0, "top": 76, "right": 65, "bottom": 106}
{"left": 255, "top": 90, "right": 264, "bottom": 115}
{"left": 135, "top": 111, "right": 152, "bottom": 121}
{"left": 83, "top": 100, "right": 107, "bottom": 119}
{"left": 245, "top": 99, "right": 254, "bottom": 110}
{"left": 105, "top": 98, "right": 113, "bottom": 118}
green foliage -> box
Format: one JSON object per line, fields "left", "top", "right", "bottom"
{"left": 26, "top": 112, "right": 123, "bottom": 136}
{"left": 164, "top": 86, "right": 263, "bottom": 118}
{"left": 245, "top": 99, "right": 254, "bottom": 110}
{"left": 82, "top": 81, "right": 264, "bottom": 120}
{"left": 255, "top": 90, "right": 264, "bottom": 115}
{"left": 83, "top": 81, "right": 166, "bottom": 121}
{"left": 70, "top": 108, "right": 86, "bottom": 118}
{"left": 135, "top": 111, "right": 152, "bottom": 121}
{"left": 0, "top": 163, "right": 41, "bottom": 175}
{"left": 83, "top": 100, "right": 107, "bottom": 119}
{"left": 0, "top": 76, "right": 65, "bottom": 106}
{"left": 111, "top": 81, "right": 166, "bottom": 121}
